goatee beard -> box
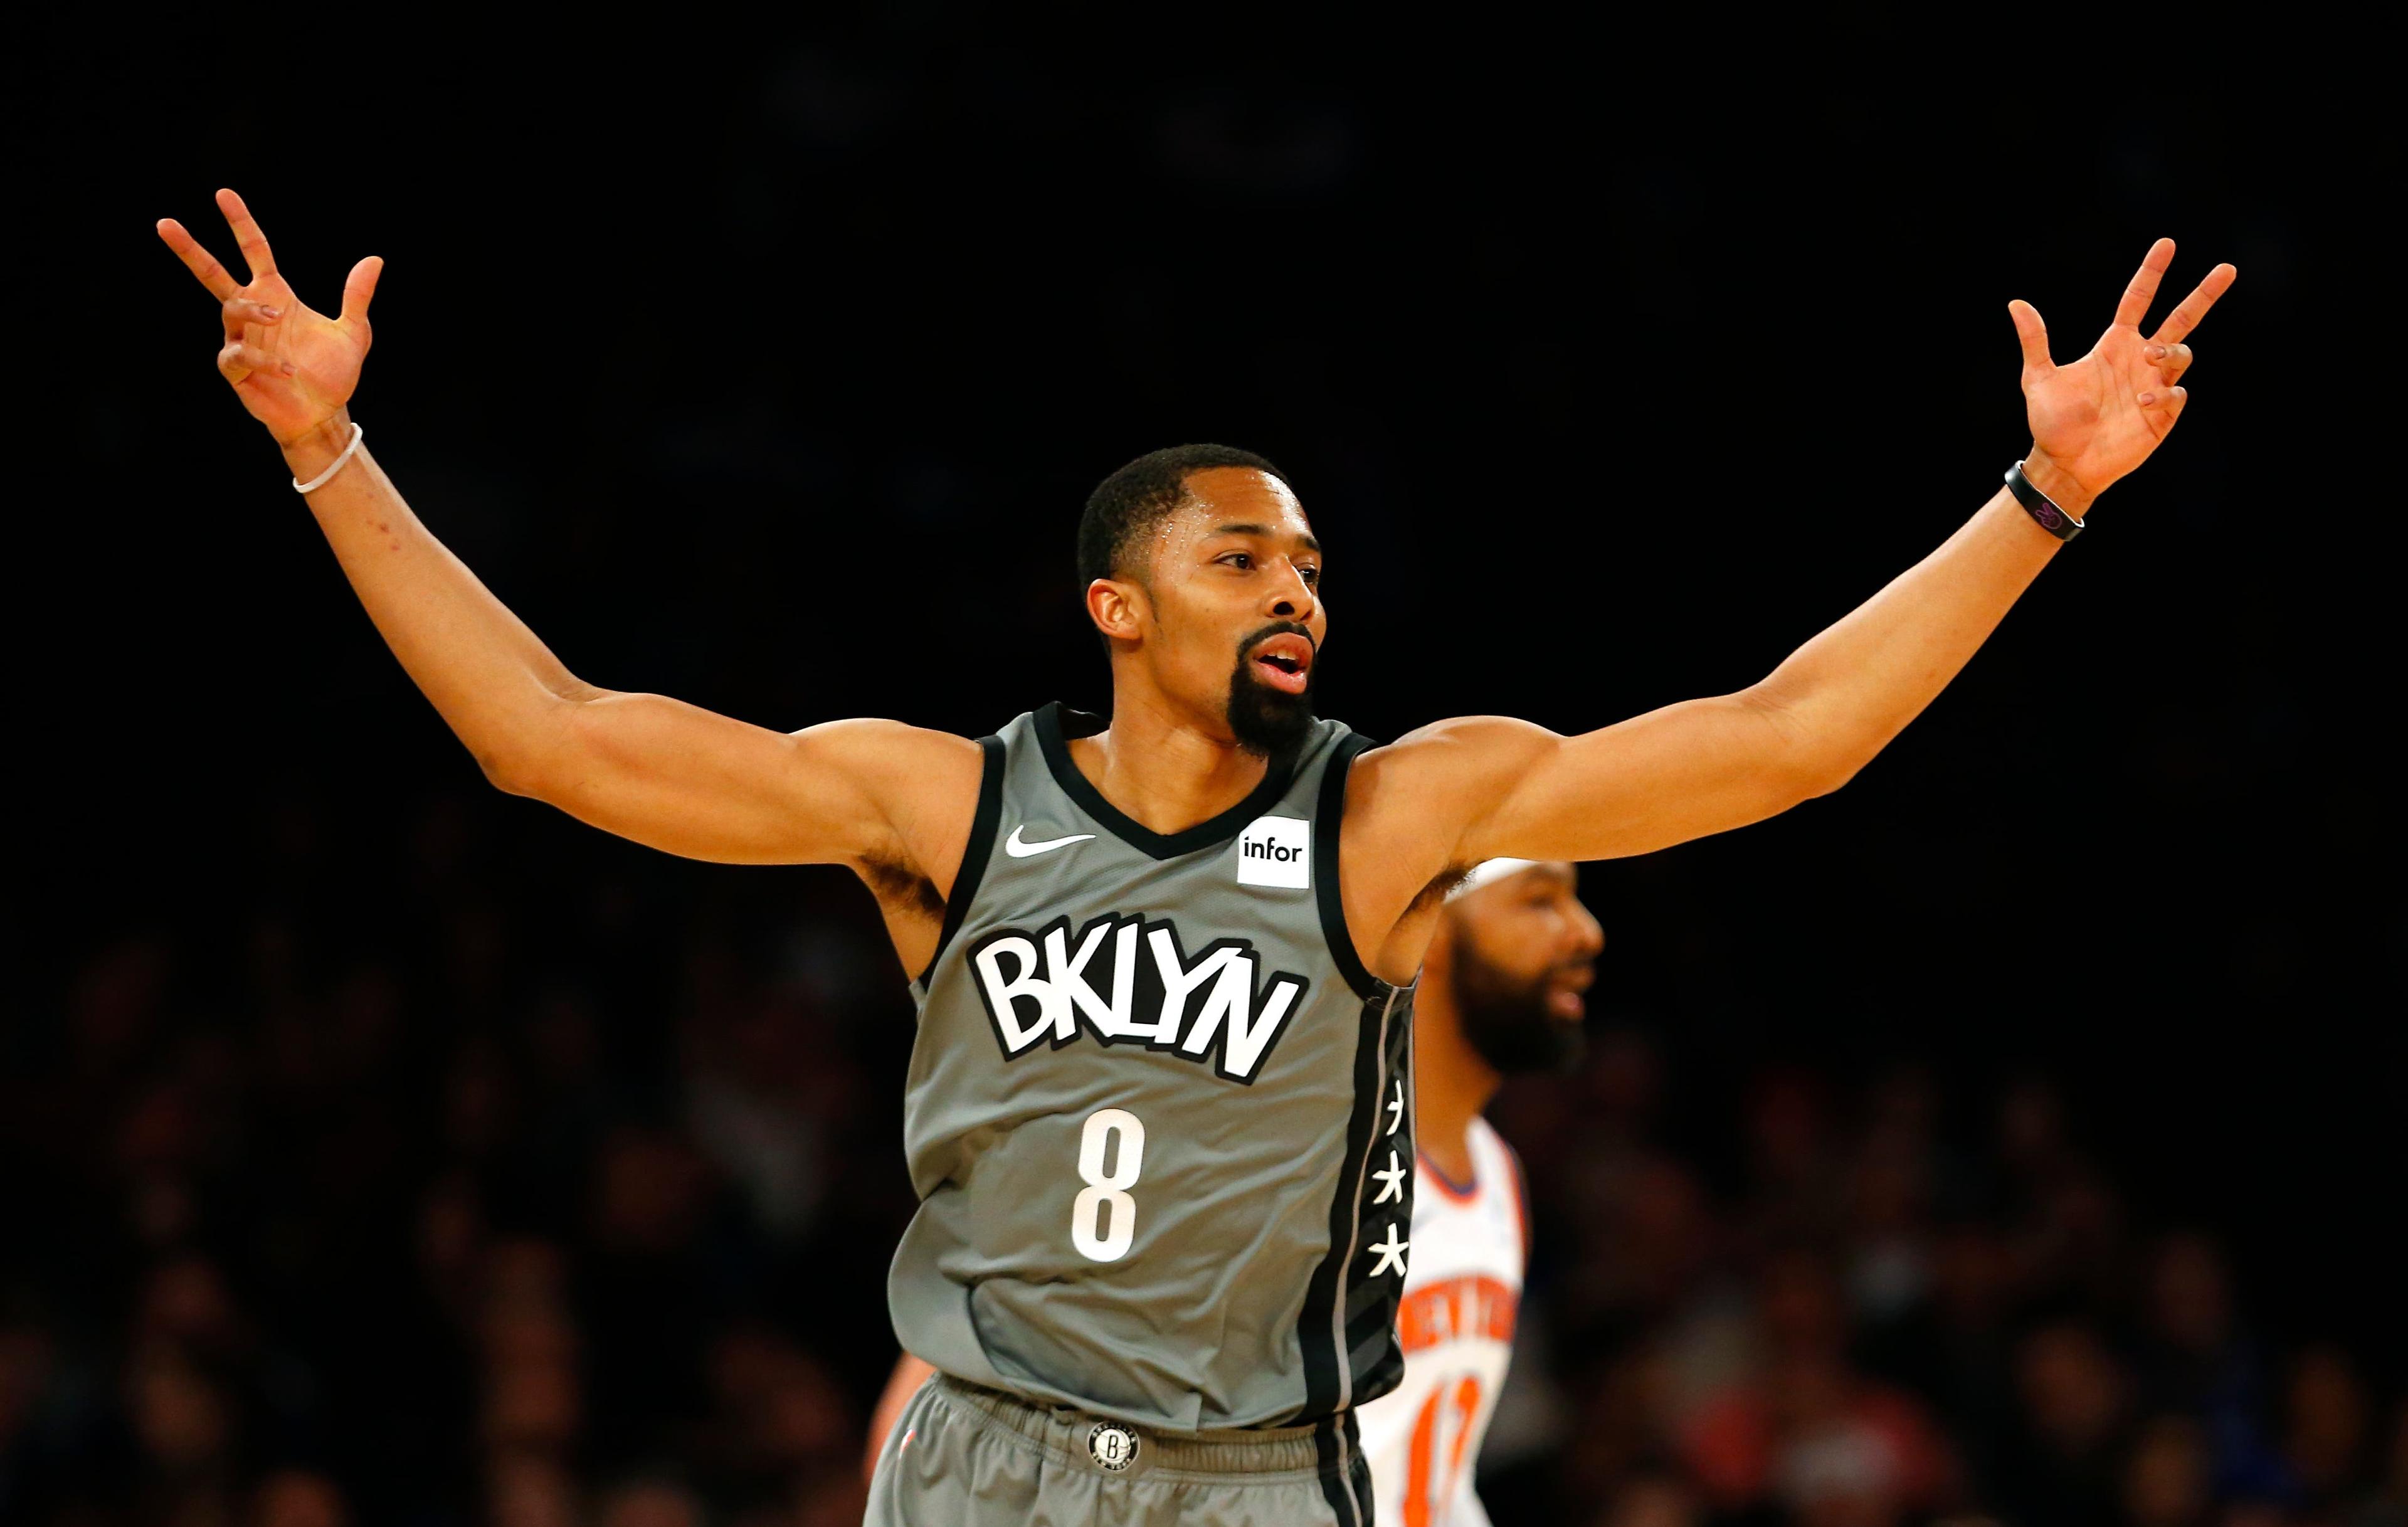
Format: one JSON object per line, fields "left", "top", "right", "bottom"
{"left": 1226, "top": 624, "right": 1319, "bottom": 758}
{"left": 1452, "top": 944, "right": 1587, "bottom": 1075}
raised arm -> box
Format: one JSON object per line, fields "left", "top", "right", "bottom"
{"left": 1364, "top": 239, "right": 2237, "bottom": 879}
{"left": 156, "top": 190, "right": 978, "bottom": 885}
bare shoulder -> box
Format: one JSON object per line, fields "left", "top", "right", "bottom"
{"left": 1337, "top": 716, "right": 1566, "bottom": 985}
{"left": 1349, "top": 714, "right": 1563, "bottom": 817}
{"left": 788, "top": 718, "right": 987, "bottom": 890}
{"left": 788, "top": 716, "right": 985, "bottom": 779}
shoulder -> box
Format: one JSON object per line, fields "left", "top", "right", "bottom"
{"left": 787, "top": 719, "right": 991, "bottom": 802}
{"left": 788, "top": 716, "right": 987, "bottom": 767}
{"left": 1339, "top": 716, "right": 1563, "bottom": 874}
{"left": 788, "top": 721, "right": 991, "bottom": 872}
{"left": 1473, "top": 1119, "right": 1534, "bottom": 1262}
{"left": 1467, "top": 1119, "right": 1523, "bottom": 1195}
{"left": 1348, "top": 716, "right": 1565, "bottom": 814}
{"left": 1360, "top": 714, "right": 1563, "bottom": 769}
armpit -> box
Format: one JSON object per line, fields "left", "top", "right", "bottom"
{"left": 857, "top": 853, "right": 943, "bottom": 922}
{"left": 1413, "top": 864, "right": 1474, "bottom": 913}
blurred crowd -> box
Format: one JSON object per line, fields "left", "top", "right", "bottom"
{"left": 1479, "top": 1044, "right": 2407, "bottom": 1526}
{"left": 4, "top": 790, "right": 2401, "bottom": 1527}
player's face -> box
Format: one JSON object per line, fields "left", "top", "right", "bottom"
{"left": 1447, "top": 864, "right": 1603, "bottom": 1074}
{"left": 1139, "top": 468, "right": 1329, "bottom": 755}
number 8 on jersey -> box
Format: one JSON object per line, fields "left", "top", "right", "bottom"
{"left": 1072, "top": 1108, "right": 1146, "bottom": 1261}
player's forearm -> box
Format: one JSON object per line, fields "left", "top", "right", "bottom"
{"left": 1749, "top": 467, "right": 2081, "bottom": 791}
{"left": 282, "top": 415, "right": 591, "bottom": 786}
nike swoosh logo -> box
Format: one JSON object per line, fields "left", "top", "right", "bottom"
{"left": 1005, "top": 825, "right": 1097, "bottom": 859}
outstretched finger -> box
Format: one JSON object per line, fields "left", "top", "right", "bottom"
{"left": 2151, "top": 263, "right": 2237, "bottom": 346}
{"left": 218, "top": 341, "right": 292, "bottom": 384}
{"left": 215, "top": 188, "right": 277, "bottom": 281}
{"left": 221, "top": 296, "right": 284, "bottom": 339}
{"left": 341, "top": 255, "right": 384, "bottom": 325}
{"left": 2008, "top": 299, "right": 2052, "bottom": 374}
{"left": 157, "top": 218, "right": 240, "bottom": 301}
{"left": 2112, "top": 237, "right": 2177, "bottom": 329}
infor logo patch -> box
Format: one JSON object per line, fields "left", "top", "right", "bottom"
{"left": 1236, "top": 815, "right": 1311, "bottom": 889}
{"left": 1088, "top": 1420, "right": 1140, "bottom": 1472}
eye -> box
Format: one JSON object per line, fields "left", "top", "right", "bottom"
{"left": 1218, "top": 552, "right": 1254, "bottom": 570}
{"left": 1298, "top": 564, "right": 1321, "bottom": 585}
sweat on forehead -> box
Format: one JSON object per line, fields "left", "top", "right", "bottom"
{"left": 1077, "top": 443, "right": 1294, "bottom": 588}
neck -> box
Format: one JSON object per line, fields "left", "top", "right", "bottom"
{"left": 1069, "top": 684, "right": 1269, "bottom": 835}
{"left": 1413, "top": 954, "right": 1502, "bottom": 1187}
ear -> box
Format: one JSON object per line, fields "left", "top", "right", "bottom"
{"left": 1086, "top": 577, "right": 1148, "bottom": 643}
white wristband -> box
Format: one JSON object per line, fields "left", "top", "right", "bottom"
{"left": 292, "top": 422, "right": 366, "bottom": 494}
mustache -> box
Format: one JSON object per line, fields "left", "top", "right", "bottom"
{"left": 1238, "top": 620, "right": 1319, "bottom": 658}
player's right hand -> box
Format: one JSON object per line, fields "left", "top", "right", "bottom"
{"left": 157, "top": 189, "right": 382, "bottom": 446}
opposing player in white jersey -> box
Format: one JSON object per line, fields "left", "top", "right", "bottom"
{"left": 1355, "top": 857, "right": 1599, "bottom": 1527}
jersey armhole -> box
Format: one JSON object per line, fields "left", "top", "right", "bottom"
{"left": 916, "top": 734, "right": 1006, "bottom": 986}
{"left": 1314, "top": 731, "right": 1388, "bottom": 1001}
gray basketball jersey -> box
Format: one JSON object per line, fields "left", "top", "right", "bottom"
{"left": 889, "top": 702, "right": 1417, "bottom": 1434}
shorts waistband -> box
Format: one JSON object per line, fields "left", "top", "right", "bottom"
{"left": 931, "top": 1374, "right": 1354, "bottom": 1477}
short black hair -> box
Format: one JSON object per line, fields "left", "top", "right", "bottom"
{"left": 1078, "top": 444, "right": 1291, "bottom": 589}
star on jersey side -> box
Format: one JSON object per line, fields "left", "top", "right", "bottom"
{"left": 1368, "top": 1222, "right": 1410, "bottom": 1277}
{"left": 1373, "top": 1150, "right": 1407, "bottom": 1205}
{"left": 1385, "top": 1079, "right": 1404, "bottom": 1136}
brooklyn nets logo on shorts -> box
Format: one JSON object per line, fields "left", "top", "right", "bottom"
{"left": 1087, "top": 1420, "right": 1140, "bottom": 1473}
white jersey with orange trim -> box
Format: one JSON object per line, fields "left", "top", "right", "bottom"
{"left": 1354, "top": 1115, "right": 1528, "bottom": 1527}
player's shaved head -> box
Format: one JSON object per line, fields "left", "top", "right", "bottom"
{"left": 1079, "top": 444, "right": 1291, "bottom": 589}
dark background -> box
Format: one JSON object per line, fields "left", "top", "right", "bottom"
{"left": 13, "top": 13, "right": 2400, "bottom": 1527}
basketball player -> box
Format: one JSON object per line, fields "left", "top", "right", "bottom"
{"left": 861, "top": 855, "right": 1598, "bottom": 1525}
{"left": 157, "top": 189, "right": 2234, "bottom": 1526}
{"left": 1357, "top": 857, "right": 1595, "bottom": 1527}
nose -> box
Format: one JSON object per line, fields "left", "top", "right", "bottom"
{"left": 1570, "top": 901, "right": 1605, "bottom": 958}
{"left": 1265, "top": 559, "right": 1318, "bottom": 623}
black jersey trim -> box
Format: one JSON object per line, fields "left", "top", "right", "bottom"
{"left": 917, "top": 734, "right": 1006, "bottom": 986}
{"left": 1296, "top": 983, "right": 1401, "bottom": 1423}
{"left": 1312, "top": 732, "right": 1386, "bottom": 1001}
{"left": 1312, "top": 1415, "right": 1365, "bottom": 1527}
{"left": 1032, "top": 702, "right": 1303, "bottom": 861}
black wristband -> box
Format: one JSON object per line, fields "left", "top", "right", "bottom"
{"left": 2005, "top": 459, "right": 2085, "bottom": 541}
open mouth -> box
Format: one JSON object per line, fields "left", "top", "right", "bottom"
{"left": 1247, "top": 633, "right": 1316, "bottom": 695}
{"left": 1548, "top": 963, "right": 1595, "bottom": 1020}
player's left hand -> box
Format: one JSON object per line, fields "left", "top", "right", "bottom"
{"left": 2008, "top": 238, "right": 2237, "bottom": 512}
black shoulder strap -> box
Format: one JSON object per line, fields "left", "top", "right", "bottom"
{"left": 917, "top": 734, "right": 1006, "bottom": 985}
{"left": 1313, "top": 731, "right": 1385, "bottom": 1001}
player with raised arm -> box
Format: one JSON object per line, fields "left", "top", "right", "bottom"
{"left": 159, "top": 189, "right": 2234, "bottom": 1527}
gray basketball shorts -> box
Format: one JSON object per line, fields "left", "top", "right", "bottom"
{"left": 864, "top": 1373, "right": 1378, "bottom": 1526}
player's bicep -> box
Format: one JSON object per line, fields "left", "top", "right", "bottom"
{"left": 527, "top": 696, "right": 942, "bottom": 866}
{"left": 1465, "top": 691, "right": 1821, "bottom": 862}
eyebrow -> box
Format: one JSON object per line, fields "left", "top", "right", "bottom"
{"left": 1207, "top": 522, "right": 1322, "bottom": 554}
